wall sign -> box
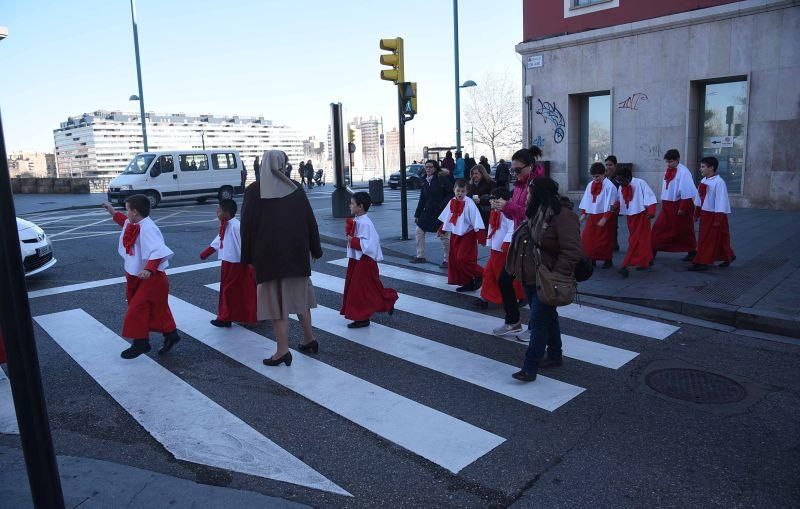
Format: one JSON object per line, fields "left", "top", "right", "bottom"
{"left": 526, "top": 55, "right": 543, "bottom": 69}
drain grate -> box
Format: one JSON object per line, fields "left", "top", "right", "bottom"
{"left": 645, "top": 368, "right": 747, "bottom": 404}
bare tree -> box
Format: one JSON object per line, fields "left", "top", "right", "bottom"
{"left": 465, "top": 72, "right": 522, "bottom": 164}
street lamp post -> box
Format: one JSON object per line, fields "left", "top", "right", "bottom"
{"left": 129, "top": 0, "right": 148, "bottom": 151}
{"left": 453, "top": 0, "right": 461, "bottom": 152}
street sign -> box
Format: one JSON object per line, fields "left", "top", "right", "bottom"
{"left": 526, "top": 54, "right": 543, "bottom": 69}
{"left": 380, "top": 134, "right": 384, "bottom": 147}
{"left": 709, "top": 136, "right": 734, "bottom": 148}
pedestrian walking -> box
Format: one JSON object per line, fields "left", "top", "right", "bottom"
{"left": 651, "top": 149, "right": 698, "bottom": 262}
{"left": 467, "top": 164, "right": 495, "bottom": 245}
{"left": 298, "top": 161, "right": 306, "bottom": 186}
{"left": 412, "top": 159, "right": 453, "bottom": 268}
{"left": 100, "top": 196, "right": 180, "bottom": 359}
{"left": 305, "top": 160, "right": 314, "bottom": 189}
{"left": 241, "top": 150, "right": 323, "bottom": 366}
{"left": 579, "top": 163, "right": 618, "bottom": 269}
{"left": 454, "top": 151, "right": 466, "bottom": 180}
{"left": 505, "top": 177, "right": 582, "bottom": 381}
{"left": 441, "top": 150, "right": 455, "bottom": 174}
{"left": 253, "top": 156, "right": 261, "bottom": 183}
{"left": 615, "top": 166, "right": 657, "bottom": 278}
{"left": 438, "top": 179, "right": 485, "bottom": 292}
{"left": 690, "top": 156, "right": 736, "bottom": 271}
{"left": 494, "top": 159, "right": 510, "bottom": 189}
{"left": 479, "top": 155, "right": 491, "bottom": 174}
{"left": 604, "top": 155, "right": 622, "bottom": 251}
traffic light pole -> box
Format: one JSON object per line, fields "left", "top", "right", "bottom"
{"left": 0, "top": 113, "right": 65, "bottom": 508}
{"left": 397, "top": 86, "right": 409, "bottom": 240}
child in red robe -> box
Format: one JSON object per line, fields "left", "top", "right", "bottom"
{"left": 579, "top": 163, "right": 619, "bottom": 268}
{"left": 340, "top": 192, "right": 398, "bottom": 329}
{"left": 476, "top": 187, "right": 525, "bottom": 309}
{"left": 615, "top": 166, "right": 658, "bottom": 278}
{"left": 651, "top": 148, "right": 698, "bottom": 261}
{"left": 102, "top": 195, "right": 180, "bottom": 359}
{"left": 438, "top": 179, "right": 485, "bottom": 292}
{"left": 200, "top": 199, "right": 257, "bottom": 327}
{"left": 690, "top": 156, "right": 736, "bottom": 271}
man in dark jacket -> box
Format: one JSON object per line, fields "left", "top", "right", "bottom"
{"left": 494, "top": 159, "right": 510, "bottom": 189}
{"left": 412, "top": 160, "right": 453, "bottom": 268}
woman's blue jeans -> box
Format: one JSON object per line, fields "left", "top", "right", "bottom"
{"left": 522, "top": 285, "right": 563, "bottom": 373}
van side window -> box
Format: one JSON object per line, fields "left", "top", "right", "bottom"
{"left": 180, "top": 154, "right": 208, "bottom": 171}
{"left": 156, "top": 155, "right": 174, "bottom": 173}
{"left": 212, "top": 153, "right": 237, "bottom": 170}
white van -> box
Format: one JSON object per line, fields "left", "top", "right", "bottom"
{"left": 107, "top": 150, "right": 243, "bottom": 208}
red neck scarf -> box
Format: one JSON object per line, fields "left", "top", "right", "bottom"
{"left": 590, "top": 181, "right": 603, "bottom": 203}
{"left": 698, "top": 183, "right": 708, "bottom": 206}
{"left": 621, "top": 184, "right": 634, "bottom": 208}
{"left": 449, "top": 198, "right": 465, "bottom": 225}
{"left": 664, "top": 166, "right": 677, "bottom": 189}
{"left": 218, "top": 218, "right": 229, "bottom": 249}
{"left": 345, "top": 217, "right": 355, "bottom": 237}
{"left": 122, "top": 222, "right": 140, "bottom": 256}
{"left": 487, "top": 210, "right": 502, "bottom": 239}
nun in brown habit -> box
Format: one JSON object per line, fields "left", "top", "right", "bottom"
{"left": 241, "top": 150, "right": 323, "bottom": 366}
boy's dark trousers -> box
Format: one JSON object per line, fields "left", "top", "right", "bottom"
{"left": 499, "top": 268, "right": 520, "bottom": 325}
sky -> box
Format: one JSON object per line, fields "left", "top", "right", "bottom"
{"left": 0, "top": 0, "right": 523, "bottom": 158}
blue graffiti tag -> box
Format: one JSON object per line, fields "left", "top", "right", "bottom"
{"left": 535, "top": 99, "right": 565, "bottom": 144}
{"left": 532, "top": 135, "right": 546, "bottom": 147}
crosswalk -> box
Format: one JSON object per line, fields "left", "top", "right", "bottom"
{"left": 9, "top": 257, "right": 681, "bottom": 498}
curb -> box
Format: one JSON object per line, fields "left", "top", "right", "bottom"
{"left": 584, "top": 293, "right": 800, "bottom": 339}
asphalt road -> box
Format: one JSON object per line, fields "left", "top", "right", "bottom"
{"left": 3, "top": 190, "right": 799, "bottom": 508}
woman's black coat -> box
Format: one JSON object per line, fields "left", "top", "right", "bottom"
{"left": 414, "top": 173, "right": 453, "bottom": 233}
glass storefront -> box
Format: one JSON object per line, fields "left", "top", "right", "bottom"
{"left": 699, "top": 80, "right": 747, "bottom": 194}
{"left": 579, "top": 94, "right": 612, "bottom": 188}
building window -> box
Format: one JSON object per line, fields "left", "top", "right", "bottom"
{"left": 212, "top": 153, "right": 237, "bottom": 170}
{"left": 575, "top": 92, "right": 612, "bottom": 189}
{"left": 179, "top": 154, "right": 208, "bottom": 171}
{"left": 565, "top": 0, "right": 618, "bottom": 17}
{"left": 698, "top": 79, "right": 747, "bottom": 194}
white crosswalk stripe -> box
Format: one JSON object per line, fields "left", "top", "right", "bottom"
{"left": 0, "top": 369, "right": 19, "bottom": 435}
{"left": 206, "top": 283, "right": 584, "bottom": 411}
{"left": 328, "top": 258, "right": 679, "bottom": 340}
{"left": 311, "top": 270, "right": 640, "bottom": 370}
{"left": 33, "top": 309, "right": 349, "bottom": 496}
{"left": 168, "top": 296, "right": 505, "bottom": 474}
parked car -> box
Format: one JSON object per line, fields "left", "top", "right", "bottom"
{"left": 107, "top": 149, "right": 243, "bottom": 208}
{"left": 388, "top": 164, "right": 425, "bottom": 189}
{"left": 17, "top": 217, "right": 56, "bottom": 276}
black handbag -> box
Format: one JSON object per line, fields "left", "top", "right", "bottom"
{"left": 574, "top": 256, "right": 593, "bottom": 282}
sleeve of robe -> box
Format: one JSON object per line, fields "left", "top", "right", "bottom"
{"left": 240, "top": 185, "right": 257, "bottom": 265}
{"left": 303, "top": 194, "right": 323, "bottom": 259}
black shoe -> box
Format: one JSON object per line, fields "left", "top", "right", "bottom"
{"left": 473, "top": 298, "right": 489, "bottom": 309}
{"left": 518, "top": 299, "right": 527, "bottom": 308}
{"left": 688, "top": 264, "right": 709, "bottom": 272}
{"left": 388, "top": 306, "right": 395, "bottom": 316}
{"left": 158, "top": 330, "right": 180, "bottom": 355}
{"left": 682, "top": 251, "right": 697, "bottom": 262}
{"left": 298, "top": 340, "right": 319, "bottom": 354}
{"left": 121, "top": 339, "right": 151, "bottom": 359}
{"left": 592, "top": 260, "right": 597, "bottom": 267}
{"left": 614, "top": 243, "right": 620, "bottom": 252}
{"left": 618, "top": 267, "right": 629, "bottom": 278}
{"left": 719, "top": 255, "right": 736, "bottom": 268}
{"left": 512, "top": 370, "right": 537, "bottom": 382}
{"left": 263, "top": 351, "right": 292, "bottom": 366}
{"left": 456, "top": 284, "right": 472, "bottom": 292}
{"left": 649, "top": 259, "right": 655, "bottom": 267}
{"left": 538, "top": 357, "right": 563, "bottom": 369}
{"left": 347, "top": 320, "right": 370, "bottom": 329}
{"left": 410, "top": 257, "right": 427, "bottom": 264}
{"left": 472, "top": 276, "right": 482, "bottom": 290}
{"left": 601, "top": 260, "right": 613, "bottom": 269}
{"left": 636, "top": 265, "right": 649, "bottom": 271}
{"left": 210, "top": 319, "right": 232, "bottom": 328}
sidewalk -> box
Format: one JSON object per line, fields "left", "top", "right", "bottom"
{"left": 0, "top": 445, "right": 309, "bottom": 508}
{"left": 12, "top": 193, "right": 107, "bottom": 214}
{"left": 314, "top": 195, "right": 800, "bottom": 338}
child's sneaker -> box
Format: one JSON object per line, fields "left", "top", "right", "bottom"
{"left": 493, "top": 322, "right": 523, "bottom": 336}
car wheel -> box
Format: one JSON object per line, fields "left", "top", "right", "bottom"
{"left": 218, "top": 186, "right": 234, "bottom": 201}
{"left": 196, "top": 197, "right": 208, "bottom": 204}
{"left": 389, "top": 184, "right": 397, "bottom": 189}
{"left": 146, "top": 191, "right": 160, "bottom": 209}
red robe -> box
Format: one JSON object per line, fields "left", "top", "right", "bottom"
{"left": 694, "top": 211, "right": 734, "bottom": 265}
{"left": 217, "top": 261, "right": 258, "bottom": 322}
{"left": 652, "top": 199, "right": 697, "bottom": 253}
{"left": 480, "top": 242, "right": 525, "bottom": 304}
{"left": 122, "top": 268, "right": 177, "bottom": 339}
{"left": 340, "top": 244, "right": 398, "bottom": 321}
{"left": 622, "top": 207, "right": 656, "bottom": 269}
{"left": 447, "top": 230, "right": 484, "bottom": 286}
{"left": 581, "top": 212, "right": 617, "bottom": 262}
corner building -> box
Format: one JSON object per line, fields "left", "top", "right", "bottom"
{"left": 516, "top": 0, "right": 799, "bottom": 209}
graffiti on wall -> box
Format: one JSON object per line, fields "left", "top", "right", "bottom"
{"left": 535, "top": 99, "right": 566, "bottom": 144}
{"left": 639, "top": 143, "right": 663, "bottom": 161}
{"left": 618, "top": 93, "right": 648, "bottom": 110}
{"left": 532, "top": 135, "right": 546, "bottom": 148}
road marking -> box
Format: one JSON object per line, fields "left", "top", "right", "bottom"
{"left": 0, "top": 369, "right": 19, "bottom": 435}
{"left": 33, "top": 309, "right": 349, "bottom": 495}
{"left": 313, "top": 270, "right": 638, "bottom": 370}
{"left": 168, "top": 296, "right": 505, "bottom": 473}
{"left": 27, "top": 261, "right": 221, "bottom": 299}
{"left": 48, "top": 216, "right": 114, "bottom": 238}
{"left": 153, "top": 210, "right": 184, "bottom": 224}
{"left": 329, "top": 258, "right": 678, "bottom": 340}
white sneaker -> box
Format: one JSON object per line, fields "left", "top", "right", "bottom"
{"left": 515, "top": 334, "right": 530, "bottom": 343}
{"left": 492, "top": 322, "right": 523, "bottom": 336}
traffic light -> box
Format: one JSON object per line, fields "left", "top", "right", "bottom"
{"left": 401, "top": 82, "right": 417, "bottom": 116}
{"left": 379, "top": 37, "right": 404, "bottom": 83}
{"left": 348, "top": 127, "right": 355, "bottom": 144}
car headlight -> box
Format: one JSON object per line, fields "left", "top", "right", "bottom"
{"left": 119, "top": 185, "right": 133, "bottom": 191}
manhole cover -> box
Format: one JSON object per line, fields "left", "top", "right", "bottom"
{"left": 645, "top": 368, "right": 747, "bottom": 404}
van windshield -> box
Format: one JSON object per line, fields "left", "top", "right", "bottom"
{"left": 121, "top": 154, "right": 156, "bottom": 175}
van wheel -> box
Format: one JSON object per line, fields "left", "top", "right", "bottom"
{"left": 218, "top": 186, "right": 234, "bottom": 201}
{"left": 146, "top": 192, "right": 160, "bottom": 209}
{"left": 196, "top": 197, "right": 208, "bottom": 204}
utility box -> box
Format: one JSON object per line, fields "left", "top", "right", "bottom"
{"left": 368, "top": 179, "right": 384, "bottom": 205}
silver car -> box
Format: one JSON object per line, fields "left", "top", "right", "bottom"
{"left": 17, "top": 217, "right": 57, "bottom": 276}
